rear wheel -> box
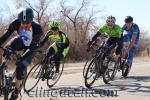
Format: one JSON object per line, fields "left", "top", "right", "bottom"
{"left": 47, "top": 61, "right": 64, "bottom": 88}
{"left": 122, "top": 63, "right": 131, "bottom": 78}
{"left": 102, "top": 58, "right": 117, "bottom": 84}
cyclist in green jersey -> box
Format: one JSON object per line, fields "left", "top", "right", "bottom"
{"left": 88, "top": 16, "right": 123, "bottom": 60}
{"left": 40, "top": 20, "right": 70, "bottom": 78}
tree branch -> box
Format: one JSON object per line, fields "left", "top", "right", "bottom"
{"left": 24, "top": 0, "right": 39, "bottom": 14}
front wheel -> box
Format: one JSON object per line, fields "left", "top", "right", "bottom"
{"left": 84, "top": 57, "right": 98, "bottom": 88}
{"left": 83, "top": 58, "right": 92, "bottom": 78}
{"left": 24, "top": 63, "right": 43, "bottom": 93}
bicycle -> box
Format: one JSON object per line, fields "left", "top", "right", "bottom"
{"left": 23, "top": 51, "right": 64, "bottom": 93}
{"left": 102, "top": 41, "right": 131, "bottom": 84}
{"left": 84, "top": 35, "right": 118, "bottom": 87}
{"left": 83, "top": 43, "right": 100, "bottom": 78}
{"left": 0, "top": 46, "right": 29, "bottom": 100}
{"left": 118, "top": 42, "right": 130, "bottom": 78}
{"left": 101, "top": 44, "right": 118, "bottom": 84}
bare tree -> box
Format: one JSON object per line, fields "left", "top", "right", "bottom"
{"left": 60, "top": 0, "right": 86, "bottom": 44}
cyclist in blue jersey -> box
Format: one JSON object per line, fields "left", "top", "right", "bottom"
{"left": 122, "top": 16, "right": 140, "bottom": 73}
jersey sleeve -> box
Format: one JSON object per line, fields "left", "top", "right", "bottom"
{"left": 132, "top": 24, "right": 140, "bottom": 38}
{"left": 99, "top": 24, "right": 107, "bottom": 33}
{"left": 0, "top": 19, "right": 19, "bottom": 45}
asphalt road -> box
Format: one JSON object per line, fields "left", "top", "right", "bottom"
{"left": 0, "top": 57, "right": 150, "bottom": 100}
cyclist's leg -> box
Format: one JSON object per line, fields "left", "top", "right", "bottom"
{"left": 46, "top": 43, "right": 57, "bottom": 58}
{"left": 52, "top": 46, "right": 69, "bottom": 73}
{"left": 102, "top": 38, "right": 112, "bottom": 59}
{"left": 6, "top": 37, "right": 27, "bottom": 99}
{"left": 127, "top": 45, "right": 137, "bottom": 66}
{"left": 103, "top": 37, "right": 117, "bottom": 59}
{"left": 4, "top": 36, "right": 25, "bottom": 50}
{"left": 116, "top": 39, "right": 123, "bottom": 59}
{"left": 52, "top": 53, "right": 64, "bottom": 72}
{"left": 44, "top": 43, "right": 57, "bottom": 76}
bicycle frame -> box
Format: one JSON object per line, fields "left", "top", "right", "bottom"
{"left": 0, "top": 47, "right": 30, "bottom": 100}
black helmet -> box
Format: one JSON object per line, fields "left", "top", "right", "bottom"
{"left": 125, "top": 16, "right": 133, "bottom": 23}
{"left": 18, "top": 8, "right": 34, "bottom": 22}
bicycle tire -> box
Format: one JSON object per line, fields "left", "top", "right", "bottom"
{"left": 24, "top": 62, "right": 42, "bottom": 93}
{"left": 47, "top": 61, "right": 64, "bottom": 88}
{"left": 84, "top": 57, "right": 98, "bottom": 88}
{"left": 83, "top": 58, "right": 92, "bottom": 78}
{"left": 102, "top": 58, "right": 117, "bottom": 84}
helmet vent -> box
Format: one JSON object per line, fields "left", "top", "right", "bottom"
{"left": 23, "top": 10, "right": 26, "bottom": 21}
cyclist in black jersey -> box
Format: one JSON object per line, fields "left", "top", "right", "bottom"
{"left": 0, "top": 8, "right": 43, "bottom": 100}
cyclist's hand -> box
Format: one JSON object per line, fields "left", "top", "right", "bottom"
{"left": 88, "top": 41, "right": 96, "bottom": 47}
{"left": 88, "top": 41, "right": 92, "bottom": 46}
{"left": 30, "top": 43, "right": 40, "bottom": 50}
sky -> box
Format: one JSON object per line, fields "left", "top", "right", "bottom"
{"left": 0, "top": 0, "right": 150, "bottom": 34}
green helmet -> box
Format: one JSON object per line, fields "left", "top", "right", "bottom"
{"left": 49, "top": 20, "right": 60, "bottom": 29}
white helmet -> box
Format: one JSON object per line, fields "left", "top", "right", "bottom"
{"left": 106, "top": 16, "right": 116, "bottom": 24}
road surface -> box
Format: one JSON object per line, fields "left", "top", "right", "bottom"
{"left": 0, "top": 57, "right": 150, "bottom": 100}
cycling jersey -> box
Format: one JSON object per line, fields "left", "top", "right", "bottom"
{"left": 92, "top": 24, "right": 122, "bottom": 42}
{"left": 0, "top": 19, "right": 43, "bottom": 47}
{"left": 41, "top": 31, "right": 69, "bottom": 49}
{"left": 40, "top": 31, "right": 70, "bottom": 57}
{"left": 99, "top": 24, "right": 122, "bottom": 37}
{"left": 19, "top": 27, "right": 33, "bottom": 46}
{"left": 122, "top": 23, "right": 140, "bottom": 45}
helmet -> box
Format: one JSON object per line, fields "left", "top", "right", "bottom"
{"left": 49, "top": 20, "right": 60, "bottom": 29}
{"left": 125, "top": 16, "right": 133, "bottom": 23}
{"left": 18, "top": 8, "right": 34, "bottom": 22}
{"left": 106, "top": 16, "right": 116, "bottom": 24}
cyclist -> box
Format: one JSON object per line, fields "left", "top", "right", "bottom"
{"left": 122, "top": 16, "right": 140, "bottom": 73}
{"left": 0, "top": 8, "right": 43, "bottom": 100}
{"left": 40, "top": 20, "right": 70, "bottom": 79}
{"left": 88, "top": 16, "right": 123, "bottom": 62}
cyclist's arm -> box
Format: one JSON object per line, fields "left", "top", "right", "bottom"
{"left": 127, "top": 25, "right": 139, "bottom": 51}
{"left": 39, "top": 32, "right": 49, "bottom": 47}
{"left": 91, "top": 31, "right": 102, "bottom": 42}
{"left": 127, "top": 31, "right": 137, "bottom": 51}
{"left": 61, "top": 33, "right": 70, "bottom": 49}
{"left": 0, "top": 20, "right": 18, "bottom": 46}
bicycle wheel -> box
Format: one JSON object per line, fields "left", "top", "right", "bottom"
{"left": 47, "top": 61, "right": 64, "bottom": 88}
{"left": 24, "top": 62, "right": 43, "bottom": 92}
{"left": 122, "top": 63, "right": 131, "bottom": 78}
{"left": 83, "top": 58, "right": 92, "bottom": 78}
{"left": 121, "top": 54, "right": 130, "bottom": 78}
{"left": 84, "top": 57, "right": 98, "bottom": 88}
{"left": 102, "top": 58, "right": 117, "bottom": 84}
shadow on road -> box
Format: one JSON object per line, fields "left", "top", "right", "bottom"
{"left": 93, "top": 76, "right": 150, "bottom": 95}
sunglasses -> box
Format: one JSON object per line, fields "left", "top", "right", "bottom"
{"left": 51, "top": 27, "right": 59, "bottom": 31}
{"left": 21, "top": 21, "right": 31, "bottom": 25}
